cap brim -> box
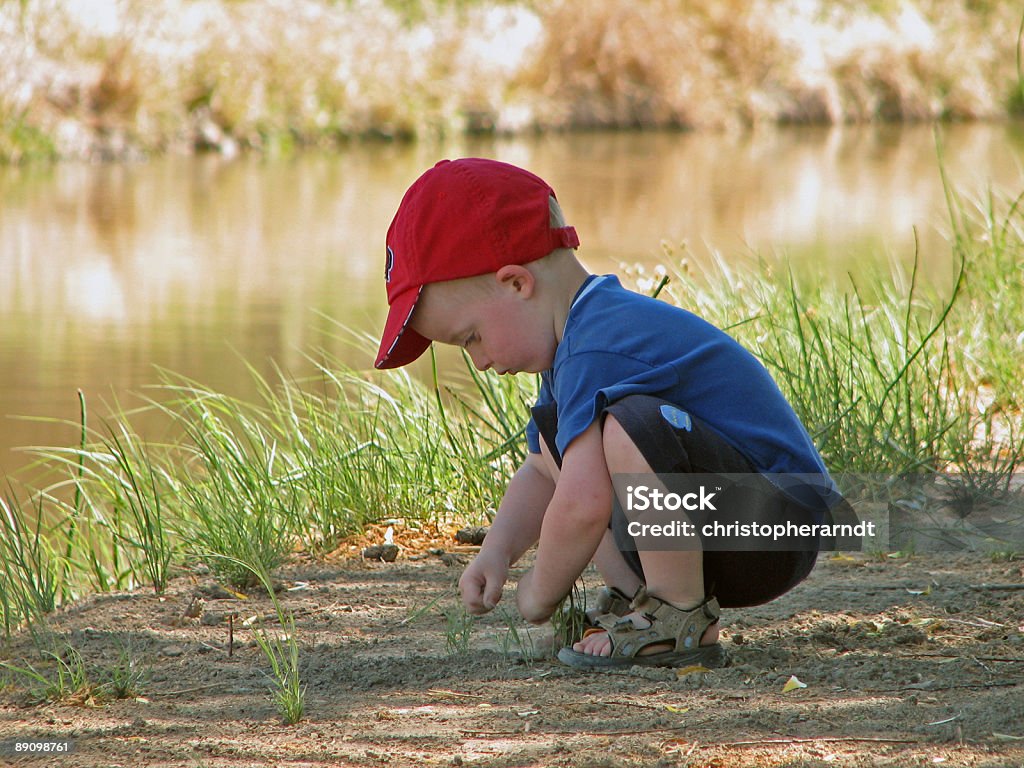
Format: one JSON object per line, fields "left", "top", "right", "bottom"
{"left": 375, "top": 285, "right": 431, "bottom": 369}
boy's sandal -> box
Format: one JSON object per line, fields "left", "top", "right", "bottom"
{"left": 583, "top": 586, "right": 634, "bottom": 628}
{"left": 558, "top": 588, "right": 726, "bottom": 669}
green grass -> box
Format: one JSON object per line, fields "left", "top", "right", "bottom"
{"left": 1, "top": 634, "right": 150, "bottom": 705}
{"left": 497, "top": 606, "right": 539, "bottom": 664}
{"left": 6, "top": 330, "right": 534, "bottom": 614}
{"left": 551, "top": 581, "right": 589, "bottom": 653}
{"left": 0, "top": 486, "right": 62, "bottom": 643}
{"left": 443, "top": 604, "right": 475, "bottom": 657}
{"left": 0, "top": 643, "right": 96, "bottom": 705}
{"left": 253, "top": 609, "right": 305, "bottom": 725}
{"left": 216, "top": 556, "right": 306, "bottom": 725}
{"left": 656, "top": 183, "right": 1023, "bottom": 505}
{"left": 656, "top": 248, "right": 964, "bottom": 479}
{"left": 0, "top": 117, "right": 57, "bottom": 164}
{"left": 95, "top": 638, "right": 149, "bottom": 700}
{"left": 72, "top": 418, "right": 177, "bottom": 594}
{"left": 159, "top": 381, "right": 303, "bottom": 590}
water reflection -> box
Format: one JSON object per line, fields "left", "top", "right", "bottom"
{"left": 1, "top": 124, "right": 1021, "bottom": 479}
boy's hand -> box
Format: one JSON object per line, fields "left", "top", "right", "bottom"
{"left": 457, "top": 453, "right": 555, "bottom": 616}
{"left": 459, "top": 550, "right": 508, "bottom": 614}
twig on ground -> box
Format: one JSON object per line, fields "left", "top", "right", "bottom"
{"left": 461, "top": 725, "right": 693, "bottom": 737}
{"left": 863, "top": 681, "right": 1020, "bottom": 693}
{"left": 926, "top": 714, "right": 962, "bottom": 726}
{"left": 819, "top": 584, "right": 945, "bottom": 591}
{"left": 896, "top": 652, "right": 1024, "bottom": 663}
{"left": 971, "top": 656, "right": 995, "bottom": 674}
{"left": 968, "top": 583, "right": 1024, "bottom": 591}
{"left": 150, "top": 683, "right": 223, "bottom": 697}
{"left": 943, "top": 617, "right": 1005, "bottom": 629}
{"left": 600, "top": 698, "right": 667, "bottom": 711}
{"left": 427, "top": 688, "right": 484, "bottom": 699}
{"left": 719, "top": 736, "right": 919, "bottom": 747}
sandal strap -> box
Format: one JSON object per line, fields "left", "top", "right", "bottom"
{"left": 596, "top": 586, "right": 633, "bottom": 614}
{"left": 584, "top": 586, "right": 634, "bottom": 629}
{"left": 598, "top": 588, "right": 720, "bottom": 658}
{"left": 629, "top": 587, "right": 720, "bottom": 652}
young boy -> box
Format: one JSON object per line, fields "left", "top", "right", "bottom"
{"left": 375, "top": 158, "right": 837, "bottom": 669}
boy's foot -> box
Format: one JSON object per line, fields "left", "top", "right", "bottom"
{"left": 558, "top": 590, "right": 726, "bottom": 669}
{"left": 572, "top": 608, "right": 720, "bottom": 657}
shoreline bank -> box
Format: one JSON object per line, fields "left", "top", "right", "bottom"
{"left": 2, "top": 0, "right": 1022, "bottom": 163}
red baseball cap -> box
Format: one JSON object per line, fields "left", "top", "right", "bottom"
{"left": 375, "top": 158, "right": 580, "bottom": 369}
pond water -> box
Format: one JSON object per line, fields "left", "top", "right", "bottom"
{"left": 2, "top": 124, "right": 1022, "bottom": 481}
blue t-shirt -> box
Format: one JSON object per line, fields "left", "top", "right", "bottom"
{"left": 526, "top": 275, "right": 830, "bottom": 483}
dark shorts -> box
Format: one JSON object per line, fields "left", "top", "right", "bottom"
{"left": 532, "top": 393, "right": 819, "bottom": 608}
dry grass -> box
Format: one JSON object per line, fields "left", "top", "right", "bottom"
{"left": 0, "top": 0, "right": 1021, "bottom": 157}
{"left": 528, "top": 0, "right": 1021, "bottom": 129}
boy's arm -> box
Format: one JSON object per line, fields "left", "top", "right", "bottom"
{"left": 459, "top": 452, "right": 554, "bottom": 614}
{"left": 515, "top": 422, "right": 613, "bottom": 623}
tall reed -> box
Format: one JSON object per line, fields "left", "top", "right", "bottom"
{"left": 0, "top": 487, "right": 61, "bottom": 642}
{"left": 18, "top": 335, "right": 534, "bottom": 599}
{"left": 154, "top": 380, "right": 302, "bottom": 589}
{"left": 27, "top": 394, "right": 176, "bottom": 596}
{"left": 214, "top": 556, "right": 306, "bottom": 724}
{"left": 655, "top": 182, "right": 1023, "bottom": 496}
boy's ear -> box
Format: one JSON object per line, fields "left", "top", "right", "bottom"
{"left": 494, "top": 265, "right": 535, "bottom": 298}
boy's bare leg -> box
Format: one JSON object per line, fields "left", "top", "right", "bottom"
{"left": 591, "top": 531, "right": 643, "bottom": 596}
{"left": 572, "top": 414, "right": 720, "bottom": 657}
{"left": 537, "top": 441, "right": 640, "bottom": 595}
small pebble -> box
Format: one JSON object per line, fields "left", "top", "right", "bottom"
{"left": 455, "top": 526, "right": 488, "bottom": 545}
{"left": 362, "top": 544, "right": 399, "bottom": 562}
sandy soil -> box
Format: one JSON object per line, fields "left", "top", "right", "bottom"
{"left": 2, "top": 525, "right": 1023, "bottom": 768}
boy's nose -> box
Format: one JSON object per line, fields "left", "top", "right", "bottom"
{"left": 470, "top": 351, "right": 491, "bottom": 371}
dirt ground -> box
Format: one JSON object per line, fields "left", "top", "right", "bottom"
{"left": 2, "top": 523, "right": 1023, "bottom": 768}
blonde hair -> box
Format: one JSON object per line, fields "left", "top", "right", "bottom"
{"left": 546, "top": 194, "right": 578, "bottom": 262}
{"left": 549, "top": 194, "right": 566, "bottom": 228}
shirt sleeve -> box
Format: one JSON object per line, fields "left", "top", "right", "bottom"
{"left": 552, "top": 351, "right": 678, "bottom": 457}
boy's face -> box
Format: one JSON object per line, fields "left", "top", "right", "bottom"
{"left": 411, "top": 270, "right": 557, "bottom": 374}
